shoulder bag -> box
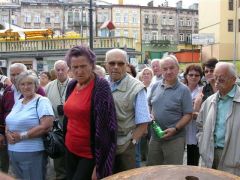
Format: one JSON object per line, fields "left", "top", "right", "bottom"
{"left": 36, "top": 97, "right": 65, "bottom": 159}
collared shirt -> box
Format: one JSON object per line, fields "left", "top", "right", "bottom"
{"left": 11, "top": 85, "right": 21, "bottom": 103}
{"left": 108, "top": 75, "right": 151, "bottom": 124}
{"left": 215, "top": 85, "right": 236, "bottom": 148}
{"left": 45, "top": 78, "right": 71, "bottom": 122}
{"left": 148, "top": 78, "right": 193, "bottom": 139}
{"left": 57, "top": 79, "right": 70, "bottom": 104}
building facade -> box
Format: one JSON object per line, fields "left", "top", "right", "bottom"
{"left": 111, "top": 4, "right": 141, "bottom": 52}
{"left": 20, "top": 0, "right": 64, "bottom": 35}
{"left": 141, "top": 2, "right": 198, "bottom": 61}
{"left": 64, "top": 0, "right": 96, "bottom": 37}
{"left": 199, "top": 0, "right": 240, "bottom": 61}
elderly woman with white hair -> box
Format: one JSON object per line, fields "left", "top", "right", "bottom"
{"left": 140, "top": 67, "right": 154, "bottom": 97}
{"left": 5, "top": 70, "right": 54, "bottom": 180}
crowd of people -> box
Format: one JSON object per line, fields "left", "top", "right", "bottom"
{"left": 0, "top": 46, "right": 239, "bottom": 180}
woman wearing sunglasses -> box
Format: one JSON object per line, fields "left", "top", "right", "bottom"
{"left": 183, "top": 64, "right": 203, "bottom": 166}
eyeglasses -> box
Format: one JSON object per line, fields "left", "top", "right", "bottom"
{"left": 214, "top": 75, "right": 228, "bottom": 83}
{"left": 188, "top": 74, "right": 200, "bottom": 77}
{"left": 108, "top": 61, "right": 125, "bottom": 67}
{"left": 204, "top": 69, "right": 214, "bottom": 74}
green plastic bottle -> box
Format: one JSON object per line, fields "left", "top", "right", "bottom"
{"left": 151, "top": 120, "right": 165, "bottom": 138}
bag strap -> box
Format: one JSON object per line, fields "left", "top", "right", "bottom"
{"left": 36, "top": 97, "right": 41, "bottom": 123}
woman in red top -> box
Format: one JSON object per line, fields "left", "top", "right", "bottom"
{"left": 63, "top": 46, "right": 117, "bottom": 180}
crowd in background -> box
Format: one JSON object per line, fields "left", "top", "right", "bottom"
{"left": 0, "top": 46, "right": 239, "bottom": 180}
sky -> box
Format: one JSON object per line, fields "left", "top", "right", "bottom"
{"left": 103, "top": 0, "right": 199, "bottom": 8}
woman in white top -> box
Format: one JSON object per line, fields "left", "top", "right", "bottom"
{"left": 183, "top": 64, "right": 203, "bottom": 166}
{"left": 140, "top": 67, "right": 154, "bottom": 98}
{"left": 5, "top": 70, "right": 54, "bottom": 180}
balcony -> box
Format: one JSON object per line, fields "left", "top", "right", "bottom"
{"left": 0, "top": 37, "right": 136, "bottom": 52}
{"left": 150, "top": 40, "right": 171, "bottom": 46}
{"left": 179, "top": 40, "right": 192, "bottom": 45}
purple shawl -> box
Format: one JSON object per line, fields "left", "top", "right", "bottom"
{"left": 63, "top": 76, "right": 117, "bottom": 179}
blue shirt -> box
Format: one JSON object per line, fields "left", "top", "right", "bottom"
{"left": 215, "top": 85, "right": 236, "bottom": 148}
{"left": 109, "top": 76, "right": 151, "bottom": 124}
{"left": 6, "top": 96, "right": 54, "bottom": 152}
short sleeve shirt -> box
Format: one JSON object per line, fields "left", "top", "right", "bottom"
{"left": 6, "top": 96, "right": 54, "bottom": 152}
{"left": 148, "top": 79, "right": 193, "bottom": 139}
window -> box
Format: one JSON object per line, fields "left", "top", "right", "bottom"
{"left": 34, "top": 15, "right": 40, "bottom": 23}
{"left": 68, "top": 11, "right": 73, "bottom": 24}
{"left": 123, "top": 13, "right": 128, "bottom": 23}
{"left": 133, "top": 31, "right": 138, "bottom": 39}
{"left": 132, "top": 14, "right": 137, "bottom": 23}
{"left": 124, "top": 30, "right": 128, "bottom": 37}
{"left": 152, "top": 15, "right": 157, "bottom": 24}
{"left": 152, "top": 31, "right": 158, "bottom": 40}
{"left": 179, "top": 33, "right": 184, "bottom": 41}
{"left": 12, "top": 18, "right": 17, "bottom": 25}
{"left": 24, "top": 13, "right": 31, "bottom": 23}
{"left": 229, "top": 0, "right": 233, "bottom": 10}
{"left": 144, "top": 32, "right": 149, "bottom": 41}
{"left": 116, "top": 13, "right": 121, "bottom": 23}
{"left": 144, "top": 15, "right": 149, "bottom": 24}
{"left": 195, "top": 20, "right": 199, "bottom": 28}
{"left": 186, "top": 34, "right": 191, "bottom": 43}
{"left": 169, "top": 17, "right": 173, "bottom": 25}
{"left": 1, "top": 15, "right": 8, "bottom": 23}
{"left": 179, "top": 18, "right": 184, "bottom": 26}
{"left": 115, "top": 29, "right": 120, "bottom": 36}
{"left": 162, "top": 16, "right": 166, "bottom": 25}
{"left": 55, "top": 13, "right": 60, "bottom": 23}
{"left": 45, "top": 13, "right": 51, "bottom": 23}
{"left": 82, "top": 11, "right": 87, "bottom": 23}
{"left": 162, "top": 34, "right": 167, "bottom": 40}
{"left": 169, "top": 35, "right": 173, "bottom": 41}
{"left": 228, "top": 19, "right": 233, "bottom": 32}
{"left": 74, "top": 11, "right": 80, "bottom": 23}
{"left": 186, "top": 19, "right": 191, "bottom": 26}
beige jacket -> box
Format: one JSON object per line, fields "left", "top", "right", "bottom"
{"left": 196, "top": 85, "right": 240, "bottom": 176}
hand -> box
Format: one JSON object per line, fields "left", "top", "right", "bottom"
{"left": 162, "top": 127, "right": 177, "bottom": 140}
{"left": 194, "top": 92, "right": 203, "bottom": 112}
{"left": 150, "top": 114, "right": 155, "bottom": 120}
{"left": 91, "top": 166, "right": 97, "bottom": 180}
{"left": 6, "top": 131, "right": 20, "bottom": 144}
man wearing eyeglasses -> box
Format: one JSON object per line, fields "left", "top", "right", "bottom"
{"left": 105, "top": 48, "right": 151, "bottom": 173}
{"left": 196, "top": 62, "right": 240, "bottom": 176}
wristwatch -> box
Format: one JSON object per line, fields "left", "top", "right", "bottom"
{"left": 131, "top": 139, "right": 137, "bottom": 145}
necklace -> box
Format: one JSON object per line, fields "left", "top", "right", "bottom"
{"left": 22, "top": 94, "right": 36, "bottom": 104}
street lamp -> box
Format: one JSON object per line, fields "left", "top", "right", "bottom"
{"left": 89, "top": 0, "right": 93, "bottom": 50}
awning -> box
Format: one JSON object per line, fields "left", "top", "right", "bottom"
{"left": 100, "top": 20, "right": 115, "bottom": 30}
